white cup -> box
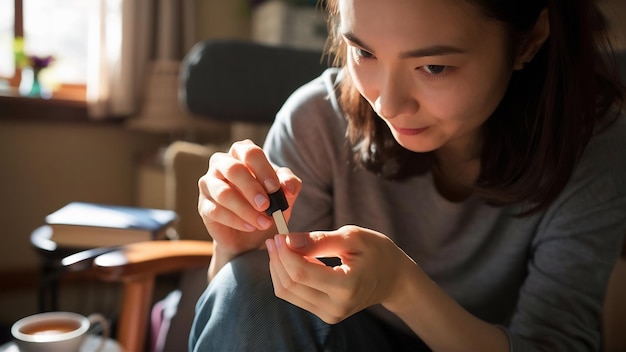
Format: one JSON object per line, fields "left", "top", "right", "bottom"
{"left": 11, "top": 311, "right": 110, "bottom": 352}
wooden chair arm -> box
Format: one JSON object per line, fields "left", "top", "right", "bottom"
{"left": 81, "top": 240, "right": 212, "bottom": 352}
{"left": 93, "top": 240, "right": 213, "bottom": 282}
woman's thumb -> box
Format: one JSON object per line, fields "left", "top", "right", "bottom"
{"left": 286, "top": 230, "right": 346, "bottom": 257}
{"left": 286, "top": 233, "right": 309, "bottom": 249}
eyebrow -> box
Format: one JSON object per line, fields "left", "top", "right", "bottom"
{"left": 342, "top": 32, "right": 466, "bottom": 58}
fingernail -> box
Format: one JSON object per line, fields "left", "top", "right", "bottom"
{"left": 287, "top": 234, "right": 307, "bottom": 248}
{"left": 265, "top": 239, "right": 274, "bottom": 253}
{"left": 257, "top": 216, "right": 272, "bottom": 229}
{"left": 275, "top": 235, "right": 283, "bottom": 248}
{"left": 264, "top": 178, "right": 280, "bottom": 193}
{"left": 254, "top": 194, "right": 267, "bottom": 209}
{"left": 244, "top": 223, "right": 256, "bottom": 232}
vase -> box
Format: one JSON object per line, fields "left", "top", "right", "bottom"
{"left": 19, "top": 66, "right": 51, "bottom": 99}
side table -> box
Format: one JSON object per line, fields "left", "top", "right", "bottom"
{"left": 29, "top": 226, "right": 112, "bottom": 312}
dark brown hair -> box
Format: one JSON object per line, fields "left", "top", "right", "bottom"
{"left": 322, "top": 0, "right": 624, "bottom": 214}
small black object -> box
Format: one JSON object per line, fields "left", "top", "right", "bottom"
{"left": 265, "top": 189, "right": 289, "bottom": 216}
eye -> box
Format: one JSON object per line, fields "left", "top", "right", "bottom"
{"left": 421, "top": 65, "right": 447, "bottom": 75}
{"left": 353, "top": 47, "right": 374, "bottom": 59}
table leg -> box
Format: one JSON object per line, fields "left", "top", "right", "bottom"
{"left": 37, "top": 258, "right": 60, "bottom": 312}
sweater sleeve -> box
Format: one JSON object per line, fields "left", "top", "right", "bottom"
{"left": 507, "top": 117, "right": 626, "bottom": 351}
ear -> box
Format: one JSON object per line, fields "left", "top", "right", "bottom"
{"left": 513, "top": 8, "right": 550, "bottom": 70}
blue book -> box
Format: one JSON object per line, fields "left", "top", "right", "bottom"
{"left": 45, "top": 202, "right": 178, "bottom": 248}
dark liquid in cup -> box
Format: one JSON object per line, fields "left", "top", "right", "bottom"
{"left": 20, "top": 320, "right": 81, "bottom": 336}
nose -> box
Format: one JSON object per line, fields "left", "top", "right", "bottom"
{"left": 374, "top": 69, "right": 419, "bottom": 119}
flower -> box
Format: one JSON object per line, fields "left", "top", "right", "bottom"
{"left": 13, "top": 37, "right": 54, "bottom": 70}
{"left": 28, "top": 55, "right": 54, "bottom": 70}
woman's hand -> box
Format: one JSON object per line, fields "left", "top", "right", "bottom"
{"left": 265, "top": 225, "right": 417, "bottom": 324}
{"left": 198, "top": 140, "right": 301, "bottom": 272}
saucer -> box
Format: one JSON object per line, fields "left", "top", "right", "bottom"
{"left": 0, "top": 335, "right": 122, "bottom": 352}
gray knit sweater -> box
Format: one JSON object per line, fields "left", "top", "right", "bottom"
{"left": 263, "top": 68, "right": 626, "bottom": 351}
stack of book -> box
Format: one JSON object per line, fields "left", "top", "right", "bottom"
{"left": 45, "top": 202, "right": 179, "bottom": 248}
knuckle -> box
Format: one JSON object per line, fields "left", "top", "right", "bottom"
{"left": 198, "top": 199, "right": 218, "bottom": 220}
{"left": 322, "top": 317, "right": 338, "bottom": 325}
{"left": 197, "top": 197, "right": 204, "bottom": 215}
{"left": 204, "top": 203, "right": 220, "bottom": 220}
{"left": 230, "top": 140, "right": 262, "bottom": 158}
{"left": 323, "top": 312, "right": 343, "bottom": 325}
{"left": 207, "top": 151, "right": 227, "bottom": 168}
{"left": 197, "top": 174, "right": 208, "bottom": 191}
{"left": 229, "top": 140, "right": 247, "bottom": 152}
{"left": 240, "top": 147, "right": 266, "bottom": 165}
{"left": 231, "top": 139, "right": 255, "bottom": 149}
{"left": 210, "top": 183, "right": 233, "bottom": 205}
{"left": 340, "top": 224, "right": 360, "bottom": 235}
{"left": 282, "top": 276, "right": 298, "bottom": 291}
{"left": 273, "top": 280, "right": 295, "bottom": 298}
{"left": 291, "top": 267, "right": 308, "bottom": 284}
{"left": 220, "top": 161, "right": 246, "bottom": 179}
{"left": 329, "top": 305, "right": 352, "bottom": 322}
{"left": 273, "top": 284, "right": 287, "bottom": 298}
{"left": 337, "top": 225, "right": 372, "bottom": 245}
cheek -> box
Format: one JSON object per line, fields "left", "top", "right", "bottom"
{"left": 346, "top": 59, "right": 377, "bottom": 105}
{"left": 426, "top": 70, "right": 511, "bottom": 125}
{"left": 461, "top": 59, "right": 513, "bottom": 118}
{"left": 420, "top": 89, "right": 458, "bottom": 117}
{"left": 463, "top": 74, "right": 511, "bottom": 123}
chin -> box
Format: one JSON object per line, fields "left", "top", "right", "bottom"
{"left": 393, "top": 134, "right": 438, "bottom": 154}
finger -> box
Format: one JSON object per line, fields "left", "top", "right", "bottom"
{"left": 267, "top": 260, "right": 339, "bottom": 324}
{"left": 207, "top": 152, "right": 276, "bottom": 230}
{"left": 275, "top": 166, "right": 302, "bottom": 197}
{"left": 274, "top": 167, "right": 302, "bottom": 221}
{"left": 287, "top": 226, "right": 370, "bottom": 259}
{"left": 198, "top": 192, "right": 256, "bottom": 232}
{"left": 210, "top": 151, "right": 271, "bottom": 213}
{"left": 274, "top": 235, "right": 347, "bottom": 295}
{"left": 266, "top": 239, "right": 334, "bottom": 320}
{"left": 267, "top": 238, "right": 328, "bottom": 300}
{"left": 229, "top": 140, "right": 282, "bottom": 194}
{"left": 270, "top": 236, "right": 360, "bottom": 324}
{"left": 286, "top": 231, "right": 350, "bottom": 259}
{"left": 201, "top": 172, "right": 272, "bottom": 231}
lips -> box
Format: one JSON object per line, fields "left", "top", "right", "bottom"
{"left": 390, "top": 125, "right": 429, "bottom": 136}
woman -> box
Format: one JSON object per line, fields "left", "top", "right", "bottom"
{"left": 191, "top": 0, "right": 626, "bottom": 350}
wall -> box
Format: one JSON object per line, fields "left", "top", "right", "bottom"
{"left": 0, "top": 121, "right": 168, "bottom": 270}
{"left": 196, "top": 0, "right": 251, "bottom": 40}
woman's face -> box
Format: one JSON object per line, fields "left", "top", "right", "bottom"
{"left": 340, "top": 0, "right": 515, "bottom": 157}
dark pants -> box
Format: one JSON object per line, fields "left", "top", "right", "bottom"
{"left": 189, "top": 250, "right": 430, "bottom": 351}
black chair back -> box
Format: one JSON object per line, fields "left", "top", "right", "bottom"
{"left": 179, "top": 39, "right": 329, "bottom": 124}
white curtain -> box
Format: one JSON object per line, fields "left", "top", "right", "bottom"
{"left": 86, "top": 0, "right": 197, "bottom": 120}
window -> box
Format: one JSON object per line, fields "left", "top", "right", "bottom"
{"left": 0, "top": 0, "right": 90, "bottom": 100}
{"left": 0, "top": 0, "right": 16, "bottom": 81}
